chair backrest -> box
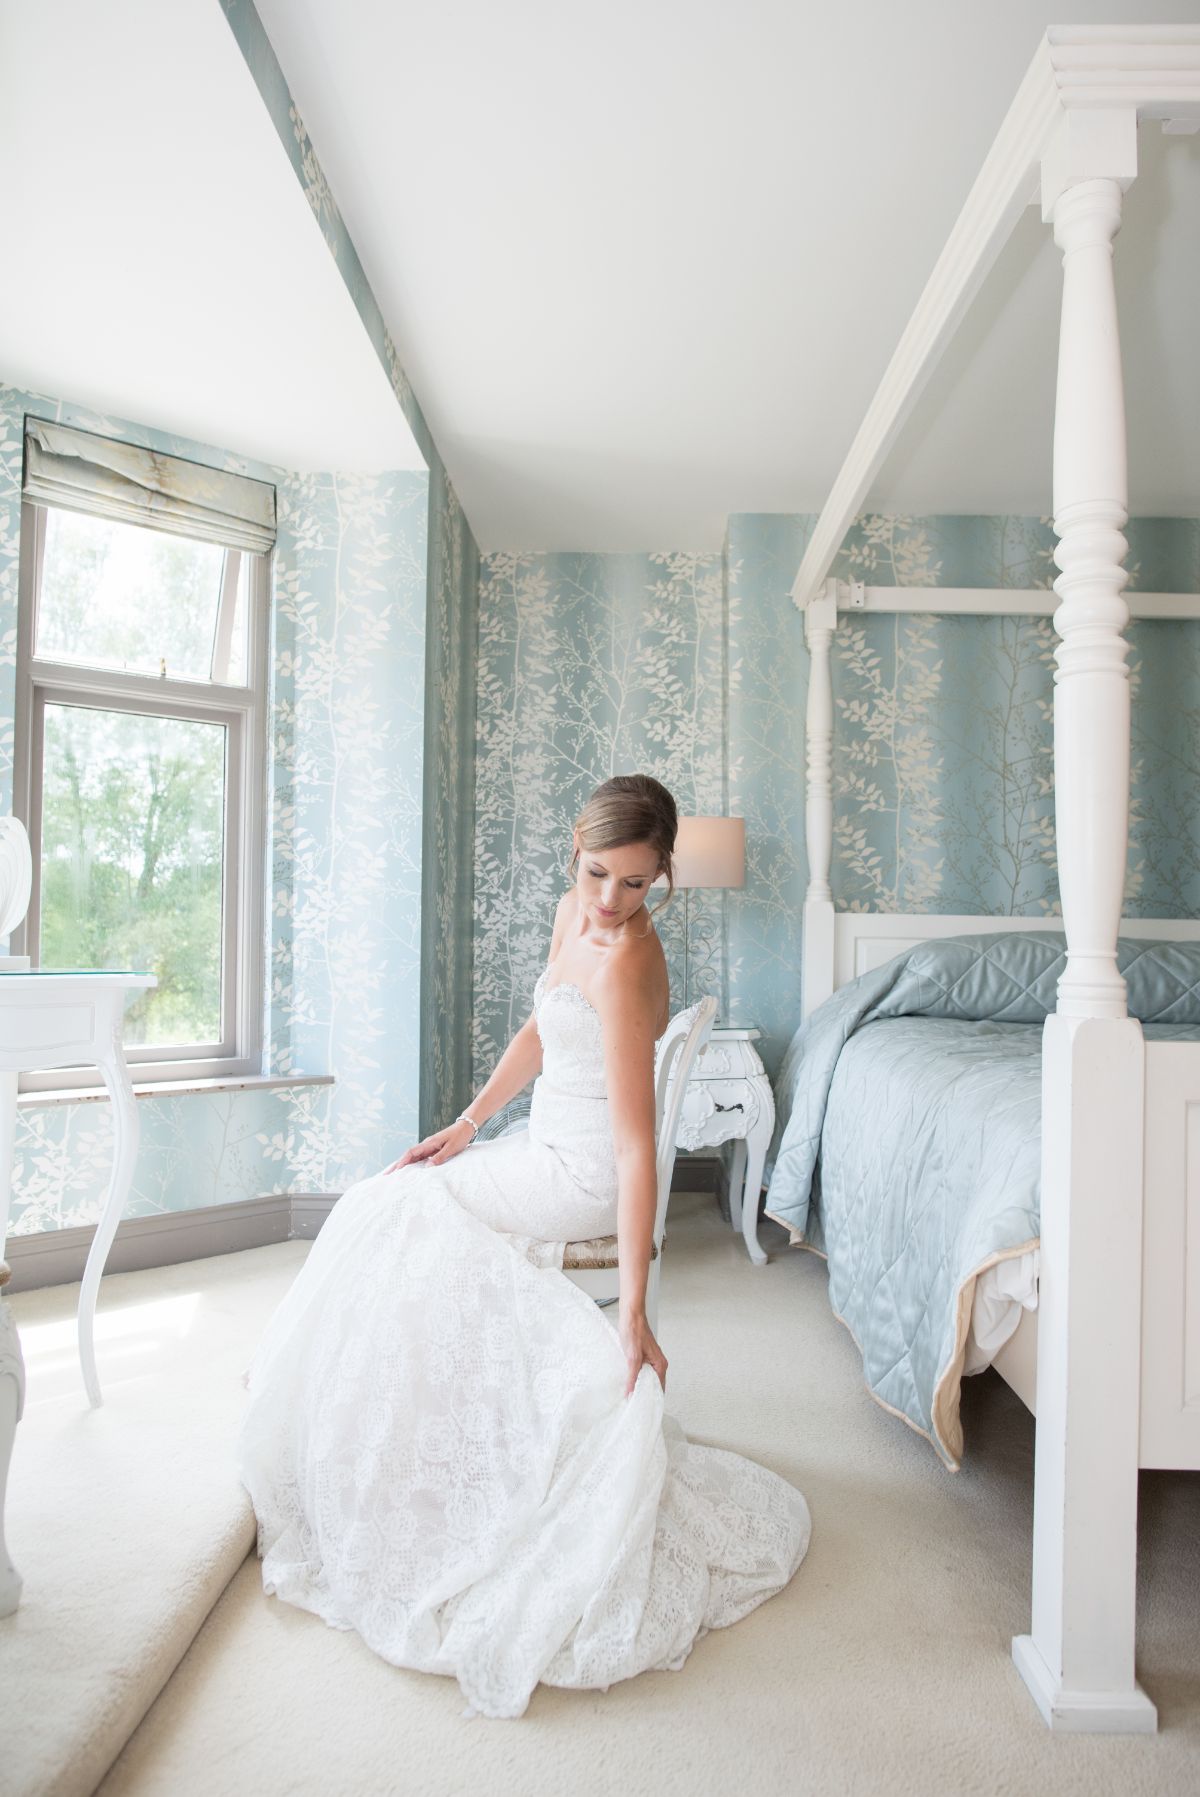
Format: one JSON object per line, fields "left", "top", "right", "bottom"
{"left": 651, "top": 995, "right": 718, "bottom": 1248}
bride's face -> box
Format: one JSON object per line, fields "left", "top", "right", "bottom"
{"left": 573, "top": 836, "right": 660, "bottom": 930}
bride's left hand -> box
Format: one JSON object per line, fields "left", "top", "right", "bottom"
{"left": 618, "top": 1307, "right": 667, "bottom": 1397}
{"left": 382, "top": 1118, "right": 473, "bottom": 1175}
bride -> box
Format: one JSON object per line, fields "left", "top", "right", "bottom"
{"left": 235, "top": 773, "right": 810, "bottom": 1718}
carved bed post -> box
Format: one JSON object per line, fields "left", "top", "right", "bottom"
{"left": 1012, "top": 111, "right": 1156, "bottom": 1733}
{"left": 801, "top": 581, "right": 838, "bottom": 1018}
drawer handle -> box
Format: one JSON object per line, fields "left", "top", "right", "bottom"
{"left": 712, "top": 1099, "right": 744, "bottom": 1114}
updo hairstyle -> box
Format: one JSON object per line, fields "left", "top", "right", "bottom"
{"left": 567, "top": 773, "right": 678, "bottom": 925}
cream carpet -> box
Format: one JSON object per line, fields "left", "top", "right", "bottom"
{"left": 6, "top": 1196, "right": 1199, "bottom": 1796}
{"left": 0, "top": 1242, "right": 300, "bottom": 1797}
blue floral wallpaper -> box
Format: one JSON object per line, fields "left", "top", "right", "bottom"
{"left": 723, "top": 515, "right": 809, "bottom": 1080}
{"left": 477, "top": 516, "right": 1200, "bottom": 1086}
{"left": 471, "top": 551, "right": 726, "bottom": 1087}
{"left": 0, "top": 382, "right": 430, "bottom": 1233}
{"left": 265, "top": 460, "right": 429, "bottom": 1186}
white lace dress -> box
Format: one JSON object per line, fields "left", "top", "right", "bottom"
{"left": 235, "top": 965, "right": 811, "bottom": 1718}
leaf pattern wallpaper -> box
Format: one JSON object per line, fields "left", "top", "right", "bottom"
{"left": 722, "top": 515, "right": 810, "bottom": 1082}
{"left": 265, "top": 461, "right": 429, "bottom": 1189}
{"left": 479, "top": 516, "right": 1200, "bottom": 1085}
{"left": 471, "top": 551, "right": 726, "bottom": 1089}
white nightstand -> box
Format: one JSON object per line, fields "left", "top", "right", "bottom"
{"left": 672, "top": 1024, "right": 774, "bottom": 1265}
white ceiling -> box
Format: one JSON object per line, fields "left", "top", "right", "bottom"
{"left": 254, "top": 0, "right": 1200, "bottom": 550}
{"left": 0, "top": 0, "right": 424, "bottom": 475}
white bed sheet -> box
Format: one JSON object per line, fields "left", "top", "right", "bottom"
{"left": 965, "top": 1249, "right": 1040, "bottom": 1376}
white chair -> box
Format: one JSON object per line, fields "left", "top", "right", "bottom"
{"left": 560, "top": 995, "right": 718, "bottom": 1334}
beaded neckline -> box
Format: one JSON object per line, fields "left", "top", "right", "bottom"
{"left": 535, "top": 966, "right": 672, "bottom": 1043}
{"left": 535, "top": 967, "right": 601, "bottom": 1022}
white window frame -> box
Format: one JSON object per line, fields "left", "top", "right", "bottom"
{"left": 12, "top": 498, "right": 271, "bottom": 1092}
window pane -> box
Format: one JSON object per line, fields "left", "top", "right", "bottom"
{"left": 36, "top": 508, "right": 246, "bottom": 684}
{"left": 39, "top": 705, "right": 226, "bottom": 1048}
{"left": 212, "top": 550, "right": 249, "bottom": 687}
{"left": 226, "top": 553, "right": 249, "bottom": 687}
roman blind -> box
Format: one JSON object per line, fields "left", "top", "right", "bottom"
{"left": 22, "top": 417, "right": 277, "bottom": 554}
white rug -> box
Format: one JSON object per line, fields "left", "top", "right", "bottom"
{"left": 0, "top": 1241, "right": 308, "bottom": 1797}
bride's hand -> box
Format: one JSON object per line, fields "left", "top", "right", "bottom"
{"left": 618, "top": 1307, "right": 667, "bottom": 1397}
{"left": 384, "top": 1118, "right": 474, "bottom": 1175}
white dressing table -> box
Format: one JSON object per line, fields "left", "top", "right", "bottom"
{"left": 1, "top": 968, "right": 157, "bottom": 1406}
{"left": 0, "top": 818, "right": 157, "bottom": 1616}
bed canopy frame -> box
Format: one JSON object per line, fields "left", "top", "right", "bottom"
{"left": 792, "top": 25, "right": 1200, "bottom": 1735}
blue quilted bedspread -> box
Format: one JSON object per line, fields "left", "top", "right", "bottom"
{"left": 762, "top": 932, "right": 1200, "bottom": 1468}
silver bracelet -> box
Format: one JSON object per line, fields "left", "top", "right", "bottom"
{"left": 454, "top": 1111, "right": 480, "bottom": 1142}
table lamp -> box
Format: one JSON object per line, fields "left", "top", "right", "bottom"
{"left": 653, "top": 816, "right": 745, "bottom": 1011}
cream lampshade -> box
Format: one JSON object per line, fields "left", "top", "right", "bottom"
{"left": 652, "top": 816, "right": 745, "bottom": 1010}
{"left": 669, "top": 816, "right": 746, "bottom": 892}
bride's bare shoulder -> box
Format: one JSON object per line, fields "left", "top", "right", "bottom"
{"left": 548, "top": 889, "right": 578, "bottom": 960}
{"left": 597, "top": 920, "right": 669, "bottom": 1020}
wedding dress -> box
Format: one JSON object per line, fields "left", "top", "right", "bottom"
{"left": 235, "top": 964, "right": 811, "bottom": 1719}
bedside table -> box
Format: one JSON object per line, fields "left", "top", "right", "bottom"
{"left": 672, "top": 1024, "right": 774, "bottom": 1265}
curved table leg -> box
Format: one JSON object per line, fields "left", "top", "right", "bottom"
{"left": 727, "top": 1137, "right": 747, "bottom": 1232}
{"left": 741, "top": 1080, "right": 775, "bottom": 1267}
{"left": 78, "top": 1020, "right": 140, "bottom": 1408}
{"left": 0, "top": 1280, "right": 25, "bottom": 1616}
{"left": 741, "top": 1143, "right": 769, "bottom": 1266}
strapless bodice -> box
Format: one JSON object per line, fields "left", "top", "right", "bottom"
{"left": 532, "top": 966, "right": 608, "bottom": 1099}
{"left": 529, "top": 965, "right": 616, "bottom": 1204}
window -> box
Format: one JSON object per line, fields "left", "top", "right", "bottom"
{"left": 13, "top": 419, "right": 275, "bottom": 1090}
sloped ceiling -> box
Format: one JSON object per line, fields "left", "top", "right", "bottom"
{"left": 0, "top": 0, "right": 424, "bottom": 474}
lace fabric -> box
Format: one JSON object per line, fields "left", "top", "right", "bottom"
{"left": 235, "top": 961, "right": 811, "bottom": 1717}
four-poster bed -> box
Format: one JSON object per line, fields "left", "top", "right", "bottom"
{"left": 769, "top": 25, "right": 1200, "bottom": 1736}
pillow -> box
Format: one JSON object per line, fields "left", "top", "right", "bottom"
{"left": 874, "top": 931, "right": 1200, "bottom": 1026}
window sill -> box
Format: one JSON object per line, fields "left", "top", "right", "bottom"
{"left": 16, "top": 1072, "right": 335, "bottom": 1109}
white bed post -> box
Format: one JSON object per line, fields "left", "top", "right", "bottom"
{"left": 801, "top": 581, "right": 838, "bottom": 1018}
{"left": 1012, "top": 112, "right": 1156, "bottom": 1734}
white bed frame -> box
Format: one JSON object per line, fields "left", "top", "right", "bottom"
{"left": 792, "top": 25, "right": 1200, "bottom": 1735}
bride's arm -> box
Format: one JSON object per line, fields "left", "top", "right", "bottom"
{"left": 597, "top": 976, "right": 668, "bottom": 1394}
{"left": 463, "top": 902, "right": 573, "bottom": 1128}
{"left": 461, "top": 1017, "right": 543, "bottom": 1130}
{"left": 396, "top": 903, "right": 577, "bottom": 1169}
{"left": 459, "top": 898, "right": 574, "bottom": 1131}
{"left": 386, "top": 971, "right": 547, "bottom": 1172}
{"left": 392, "top": 911, "right": 574, "bottom": 1172}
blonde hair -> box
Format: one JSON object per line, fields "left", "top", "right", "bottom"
{"left": 567, "top": 774, "right": 678, "bottom": 929}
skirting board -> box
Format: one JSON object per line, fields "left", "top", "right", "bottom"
{"left": 3, "top": 1153, "right": 724, "bottom": 1293}
{"left": 4, "top": 1193, "right": 312, "bottom": 1294}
